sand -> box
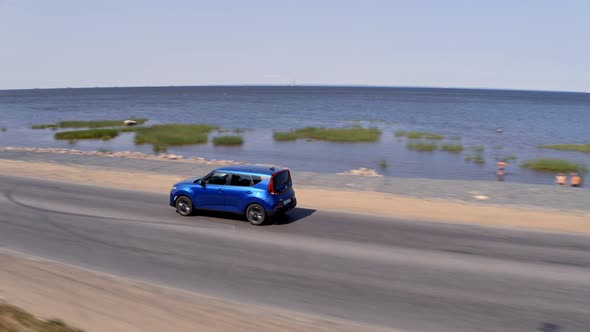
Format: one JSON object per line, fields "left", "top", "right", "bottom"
{"left": 0, "top": 250, "right": 394, "bottom": 332}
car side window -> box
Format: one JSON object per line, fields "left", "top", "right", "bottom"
{"left": 252, "top": 176, "right": 262, "bottom": 185}
{"left": 205, "top": 172, "right": 229, "bottom": 185}
{"left": 230, "top": 173, "right": 252, "bottom": 187}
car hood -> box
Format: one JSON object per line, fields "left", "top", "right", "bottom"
{"left": 175, "top": 177, "right": 201, "bottom": 186}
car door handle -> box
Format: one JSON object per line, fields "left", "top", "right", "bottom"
{"left": 245, "top": 191, "right": 252, "bottom": 194}
{"left": 217, "top": 188, "right": 224, "bottom": 192}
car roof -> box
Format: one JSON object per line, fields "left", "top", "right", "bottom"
{"left": 216, "top": 165, "right": 286, "bottom": 176}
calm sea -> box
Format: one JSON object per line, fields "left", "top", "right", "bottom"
{"left": 1, "top": 86, "right": 589, "bottom": 185}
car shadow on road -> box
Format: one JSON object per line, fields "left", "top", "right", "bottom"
{"left": 189, "top": 207, "right": 316, "bottom": 226}
{"left": 269, "top": 207, "right": 316, "bottom": 225}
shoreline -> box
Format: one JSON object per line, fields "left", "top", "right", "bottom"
{"left": 2, "top": 86, "right": 589, "bottom": 187}
{"left": 0, "top": 151, "right": 589, "bottom": 234}
{"left": 0, "top": 146, "right": 244, "bottom": 165}
{"left": 0, "top": 147, "right": 588, "bottom": 208}
{"left": 2, "top": 146, "right": 586, "bottom": 187}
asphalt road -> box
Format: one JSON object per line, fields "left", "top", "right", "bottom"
{"left": 1, "top": 175, "right": 589, "bottom": 332}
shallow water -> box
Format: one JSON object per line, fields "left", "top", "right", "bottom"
{"left": 0, "top": 86, "right": 589, "bottom": 185}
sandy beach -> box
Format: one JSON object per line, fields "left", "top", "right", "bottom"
{"left": 0, "top": 250, "right": 394, "bottom": 332}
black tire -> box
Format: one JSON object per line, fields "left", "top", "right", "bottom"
{"left": 246, "top": 203, "right": 266, "bottom": 225}
{"left": 175, "top": 196, "right": 194, "bottom": 216}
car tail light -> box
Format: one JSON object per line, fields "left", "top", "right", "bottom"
{"left": 268, "top": 175, "right": 278, "bottom": 195}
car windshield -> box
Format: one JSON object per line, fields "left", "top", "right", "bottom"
{"left": 205, "top": 172, "right": 228, "bottom": 185}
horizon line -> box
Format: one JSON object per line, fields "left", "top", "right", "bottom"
{"left": 0, "top": 83, "right": 588, "bottom": 95}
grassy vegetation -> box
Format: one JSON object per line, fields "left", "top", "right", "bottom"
{"left": 54, "top": 123, "right": 220, "bottom": 147}
{"left": 32, "top": 124, "right": 59, "bottom": 129}
{"left": 395, "top": 131, "right": 444, "bottom": 140}
{"left": 537, "top": 144, "right": 590, "bottom": 153}
{"left": 449, "top": 136, "right": 461, "bottom": 140}
{"left": 440, "top": 144, "right": 464, "bottom": 153}
{"left": 273, "top": 131, "right": 300, "bottom": 141}
{"left": 411, "top": 132, "right": 444, "bottom": 139}
{"left": 379, "top": 159, "right": 388, "bottom": 169}
{"left": 407, "top": 142, "right": 438, "bottom": 151}
{"left": 0, "top": 304, "right": 84, "bottom": 332}
{"left": 152, "top": 143, "right": 167, "bottom": 153}
{"left": 33, "top": 118, "right": 148, "bottom": 129}
{"left": 465, "top": 155, "right": 485, "bottom": 164}
{"left": 60, "top": 119, "right": 148, "bottom": 128}
{"left": 520, "top": 158, "right": 587, "bottom": 172}
{"left": 273, "top": 126, "right": 381, "bottom": 142}
{"left": 470, "top": 145, "right": 485, "bottom": 152}
{"left": 394, "top": 130, "right": 407, "bottom": 137}
{"left": 134, "top": 124, "right": 218, "bottom": 147}
{"left": 394, "top": 130, "right": 445, "bottom": 140}
{"left": 212, "top": 135, "right": 244, "bottom": 146}
{"left": 54, "top": 128, "right": 120, "bottom": 140}
{"left": 422, "top": 133, "right": 445, "bottom": 140}
{"left": 406, "top": 132, "right": 424, "bottom": 139}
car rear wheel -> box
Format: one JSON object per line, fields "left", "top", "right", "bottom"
{"left": 175, "top": 196, "right": 193, "bottom": 216}
{"left": 246, "top": 203, "right": 266, "bottom": 225}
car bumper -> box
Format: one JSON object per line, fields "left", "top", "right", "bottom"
{"left": 268, "top": 197, "right": 297, "bottom": 216}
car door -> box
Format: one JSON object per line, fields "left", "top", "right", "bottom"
{"left": 193, "top": 171, "right": 228, "bottom": 210}
{"left": 224, "top": 173, "right": 254, "bottom": 213}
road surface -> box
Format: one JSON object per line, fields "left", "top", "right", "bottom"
{"left": 0, "top": 175, "right": 589, "bottom": 331}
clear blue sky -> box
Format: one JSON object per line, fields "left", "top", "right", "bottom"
{"left": 1, "top": 0, "right": 588, "bottom": 91}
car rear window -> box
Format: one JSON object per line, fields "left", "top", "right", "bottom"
{"left": 273, "top": 170, "right": 291, "bottom": 192}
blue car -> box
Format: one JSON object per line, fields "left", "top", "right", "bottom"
{"left": 170, "top": 165, "right": 297, "bottom": 225}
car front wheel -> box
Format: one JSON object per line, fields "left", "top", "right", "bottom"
{"left": 175, "top": 196, "right": 194, "bottom": 216}
{"left": 246, "top": 203, "right": 266, "bottom": 225}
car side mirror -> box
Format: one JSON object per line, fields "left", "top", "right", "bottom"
{"left": 200, "top": 180, "right": 206, "bottom": 187}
